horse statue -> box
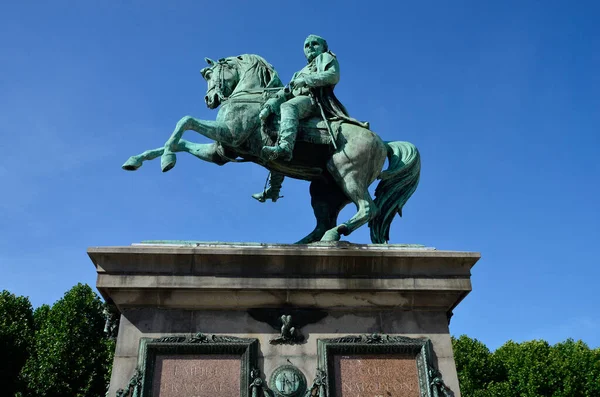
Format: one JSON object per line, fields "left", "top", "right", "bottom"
{"left": 122, "top": 54, "right": 420, "bottom": 244}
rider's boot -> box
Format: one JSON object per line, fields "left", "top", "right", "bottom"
{"left": 252, "top": 173, "right": 284, "bottom": 202}
{"left": 261, "top": 121, "right": 297, "bottom": 162}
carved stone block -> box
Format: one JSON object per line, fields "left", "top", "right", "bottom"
{"left": 126, "top": 333, "right": 258, "bottom": 397}
{"left": 318, "top": 335, "right": 452, "bottom": 396}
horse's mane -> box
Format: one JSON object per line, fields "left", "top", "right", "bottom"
{"left": 229, "top": 54, "right": 283, "bottom": 89}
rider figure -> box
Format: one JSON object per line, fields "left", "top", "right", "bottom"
{"left": 260, "top": 34, "right": 339, "bottom": 161}
{"left": 254, "top": 34, "right": 367, "bottom": 202}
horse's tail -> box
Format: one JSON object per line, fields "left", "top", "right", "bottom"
{"left": 369, "top": 141, "right": 421, "bottom": 244}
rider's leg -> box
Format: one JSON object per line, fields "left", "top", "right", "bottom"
{"left": 261, "top": 95, "right": 313, "bottom": 161}
{"left": 252, "top": 172, "right": 285, "bottom": 202}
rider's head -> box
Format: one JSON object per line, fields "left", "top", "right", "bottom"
{"left": 304, "top": 34, "right": 328, "bottom": 62}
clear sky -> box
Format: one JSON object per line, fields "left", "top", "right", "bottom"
{"left": 1, "top": 1, "right": 598, "bottom": 351}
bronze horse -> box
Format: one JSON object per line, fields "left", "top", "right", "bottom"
{"left": 122, "top": 54, "right": 420, "bottom": 243}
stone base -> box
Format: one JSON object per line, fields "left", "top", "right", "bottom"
{"left": 88, "top": 242, "right": 479, "bottom": 397}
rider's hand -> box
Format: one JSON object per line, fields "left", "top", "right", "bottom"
{"left": 293, "top": 77, "right": 307, "bottom": 88}
{"left": 259, "top": 105, "right": 271, "bottom": 121}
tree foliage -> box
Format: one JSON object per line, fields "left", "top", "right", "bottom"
{"left": 453, "top": 335, "right": 600, "bottom": 397}
{"left": 20, "top": 284, "right": 114, "bottom": 397}
{"left": 0, "top": 290, "right": 35, "bottom": 396}
{"left": 32, "top": 304, "right": 50, "bottom": 331}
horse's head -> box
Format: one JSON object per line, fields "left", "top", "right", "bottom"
{"left": 200, "top": 57, "right": 240, "bottom": 109}
{"left": 200, "top": 55, "right": 283, "bottom": 109}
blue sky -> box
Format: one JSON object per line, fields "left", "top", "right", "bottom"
{"left": 1, "top": 1, "right": 598, "bottom": 351}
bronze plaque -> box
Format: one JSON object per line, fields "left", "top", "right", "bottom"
{"left": 334, "top": 354, "right": 420, "bottom": 397}
{"left": 151, "top": 354, "right": 241, "bottom": 397}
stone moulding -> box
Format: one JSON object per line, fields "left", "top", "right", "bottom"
{"left": 130, "top": 333, "right": 258, "bottom": 397}
{"left": 317, "top": 334, "right": 452, "bottom": 397}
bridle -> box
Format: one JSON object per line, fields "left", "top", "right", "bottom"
{"left": 208, "top": 59, "right": 281, "bottom": 104}
{"left": 205, "top": 59, "right": 233, "bottom": 103}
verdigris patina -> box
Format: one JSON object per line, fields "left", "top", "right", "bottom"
{"left": 123, "top": 35, "right": 420, "bottom": 243}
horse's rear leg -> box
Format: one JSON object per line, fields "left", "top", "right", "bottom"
{"left": 321, "top": 183, "right": 378, "bottom": 242}
{"left": 321, "top": 139, "right": 386, "bottom": 242}
{"left": 295, "top": 179, "right": 348, "bottom": 244}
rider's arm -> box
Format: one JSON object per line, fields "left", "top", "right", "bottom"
{"left": 303, "top": 53, "right": 340, "bottom": 88}
{"left": 264, "top": 87, "right": 289, "bottom": 110}
{"left": 263, "top": 82, "right": 293, "bottom": 113}
{"left": 263, "top": 97, "right": 282, "bottom": 113}
{"left": 259, "top": 87, "right": 288, "bottom": 120}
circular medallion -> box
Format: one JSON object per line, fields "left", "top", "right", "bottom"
{"left": 269, "top": 365, "right": 307, "bottom": 397}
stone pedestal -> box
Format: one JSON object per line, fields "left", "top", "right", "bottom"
{"left": 88, "top": 242, "right": 479, "bottom": 397}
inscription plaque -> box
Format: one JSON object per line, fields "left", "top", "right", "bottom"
{"left": 335, "top": 354, "right": 419, "bottom": 397}
{"left": 134, "top": 333, "right": 258, "bottom": 397}
{"left": 317, "top": 335, "right": 447, "bottom": 397}
{"left": 152, "top": 354, "right": 241, "bottom": 397}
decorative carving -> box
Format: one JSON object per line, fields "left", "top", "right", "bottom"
{"left": 115, "top": 367, "right": 143, "bottom": 397}
{"left": 249, "top": 368, "right": 270, "bottom": 397}
{"left": 152, "top": 332, "right": 251, "bottom": 344}
{"left": 305, "top": 369, "right": 327, "bottom": 397}
{"left": 103, "top": 305, "right": 120, "bottom": 340}
{"left": 323, "top": 333, "right": 427, "bottom": 345}
{"left": 317, "top": 333, "right": 453, "bottom": 397}
{"left": 429, "top": 367, "right": 454, "bottom": 397}
{"left": 271, "top": 315, "right": 303, "bottom": 345}
{"left": 269, "top": 365, "right": 307, "bottom": 397}
{"left": 247, "top": 308, "right": 328, "bottom": 345}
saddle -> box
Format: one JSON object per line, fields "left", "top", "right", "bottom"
{"left": 262, "top": 116, "right": 338, "bottom": 146}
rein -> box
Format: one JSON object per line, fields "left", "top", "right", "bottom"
{"left": 213, "top": 59, "right": 282, "bottom": 103}
{"left": 220, "top": 88, "right": 281, "bottom": 104}
{"left": 208, "top": 59, "right": 284, "bottom": 163}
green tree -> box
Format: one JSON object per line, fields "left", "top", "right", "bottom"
{"left": 21, "top": 284, "right": 114, "bottom": 397}
{"left": 0, "top": 290, "right": 35, "bottom": 396}
{"left": 454, "top": 335, "right": 600, "bottom": 397}
{"left": 494, "top": 339, "right": 554, "bottom": 396}
{"left": 546, "top": 339, "right": 600, "bottom": 396}
{"left": 32, "top": 303, "right": 50, "bottom": 331}
{"left": 452, "top": 335, "right": 507, "bottom": 396}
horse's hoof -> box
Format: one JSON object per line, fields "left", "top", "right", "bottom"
{"left": 161, "top": 153, "right": 176, "bottom": 172}
{"left": 321, "top": 229, "right": 341, "bottom": 242}
{"left": 337, "top": 224, "right": 350, "bottom": 236}
{"left": 122, "top": 157, "right": 142, "bottom": 171}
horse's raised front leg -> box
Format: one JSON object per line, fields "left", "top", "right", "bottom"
{"left": 122, "top": 147, "right": 164, "bottom": 171}
{"left": 123, "top": 140, "right": 228, "bottom": 171}
{"left": 161, "top": 116, "right": 232, "bottom": 172}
